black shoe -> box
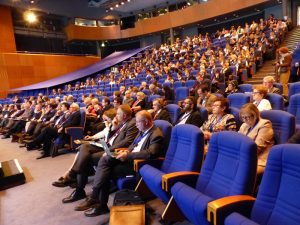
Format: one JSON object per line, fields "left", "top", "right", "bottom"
{"left": 74, "top": 197, "right": 99, "bottom": 211}
{"left": 2, "top": 134, "right": 10, "bottom": 139}
{"left": 62, "top": 189, "right": 86, "bottom": 203}
{"left": 36, "top": 153, "right": 50, "bottom": 159}
{"left": 84, "top": 205, "right": 109, "bottom": 217}
{"left": 52, "top": 176, "right": 76, "bottom": 188}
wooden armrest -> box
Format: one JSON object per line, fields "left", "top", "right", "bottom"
{"left": 162, "top": 171, "right": 200, "bottom": 192}
{"left": 115, "top": 148, "right": 129, "bottom": 152}
{"left": 133, "top": 157, "right": 164, "bottom": 172}
{"left": 65, "top": 127, "right": 83, "bottom": 132}
{"left": 207, "top": 195, "right": 256, "bottom": 225}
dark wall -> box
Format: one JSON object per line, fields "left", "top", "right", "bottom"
{"left": 15, "top": 35, "right": 97, "bottom": 55}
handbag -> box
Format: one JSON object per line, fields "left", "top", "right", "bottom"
{"left": 113, "top": 189, "right": 144, "bottom": 206}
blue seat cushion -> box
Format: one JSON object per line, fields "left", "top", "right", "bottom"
{"left": 139, "top": 164, "right": 170, "bottom": 204}
{"left": 225, "top": 213, "right": 259, "bottom": 225}
{"left": 171, "top": 182, "right": 213, "bottom": 225}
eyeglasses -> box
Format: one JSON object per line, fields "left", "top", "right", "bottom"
{"left": 241, "top": 115, "right": 254, "bottom": 120}
{"left": 252, "top": 92, "right": 260, "bottom": 95}
{"left": 212, "top": 104, "right": 221, "bottom": 107}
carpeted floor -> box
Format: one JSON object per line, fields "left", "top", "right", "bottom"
{"left": 0, "top": 139, "right": 191, "bottom": 225}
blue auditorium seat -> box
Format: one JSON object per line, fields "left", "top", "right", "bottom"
{"left": 137, "top": 124, "right": 204, "bottom": 204}
{"left": 224, "top": 144, "right": 300, "bottom": 225}
{"left": 171, "top": 131, "right": 257, "bottom": 225}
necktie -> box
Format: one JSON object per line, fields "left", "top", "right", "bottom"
{"left": 133, "top": 132, "right": 144, "bottom": 146}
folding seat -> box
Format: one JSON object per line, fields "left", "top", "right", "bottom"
{"left": 173, "top": 81, "right": 184, "bottom": 89}
{"left": 137, "top": 124, "right": 204, "bottom": 204}
{"left": 265, "top": 93, "right": 284, "bottom": 110}
{"left": 186, "top": 80, "right": 196, "bottom": 89}
{"left": 165, "top": 104, "right": 181, "bottom": 125}
{"left": 228, "top": 106, "right": 242, "bottom": 129}
{"left": 148, "top": 95, "right": 161, "bottom": 104}
{"left": 227, "top": 93, "right": 251, "bottom": 109}
{"left": 221, "top": 144, "right": 300, "bottom": 225}
{"left": 261, "top": 110, "right": 295, "bottom": 144}
{"left": 199, "top": 107, "right": 208, "bottom": 122}
{"left": 238, "top": 84, "right": 253, "bottom": 93}
{"left": 287, "top": 93, "right": 300, "bottom": 130}
{"left": 288, "top": 81, "right": 300, "bottom": 98}
{"left": 175, "top": 87, "right": 189, "bottom": 104}
{"left": 169, "top": 131, "right": 257, "bottom": 225}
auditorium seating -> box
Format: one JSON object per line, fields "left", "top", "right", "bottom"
{"left": 165, "top": 104, "right": 181, "bottom": 124}
{"left": 228, "top": 93, "right": 251, "bottom": 109}
{"left": 116, "top": 120, "right": 173, "bottom": 190}
{"left": 287, "top": 93, "right": 300, "bottom": 130}
{"left": 222, "top": 144, "right": 300, "bottom": 225}
{"left": 265, "top": 93, "right": 284, "bottom": 110}
{"left": 261, "top": 110, "right": 295, "bottom": 144}
{"left": 170, "top": 131, "right": 257, "bottom": 225}
{"left": 137, "top": 124, "right": 204, "bottom": 204}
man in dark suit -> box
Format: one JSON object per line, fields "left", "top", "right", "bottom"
{"left": 152, "top": 98, "right": 171, "bottom": 123}
{"left": 73, "top": 110, "right": 164, "bottom": 217}
{"left": 175, "top": 96, "right": 204, "bottom": 128}
{"left": 28, "top": 102, "right": 81, "bottom": 159}
{"left": 53, "top": 104, "right": 138, "bottom": 191}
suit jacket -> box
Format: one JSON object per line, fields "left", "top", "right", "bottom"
{"left": 109, "top": 118, "right": 139, "bottom": 151}
{"left": 127, "top": 126, "right": 164, "bottom": 161}
{"left": 239, "top": 118, "right": 274, "bottom": 166}
{"left": 61, "top": 110, "right": 81, "bottom": 129}
{"left": 175, "top": 110, "right": 204, "bottom": 128}
{"left": 154, "top": 109, "right": 171, "bottom": 123}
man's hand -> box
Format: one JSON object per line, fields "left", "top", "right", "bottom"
{"left": 116, "top": 151, "right": 129, "bottom": 162}
{"left": 84, "top": 135, "right": 92, "bottom": 140}
{"left": 58, "top": 127, "right": 63, "bottom": 133}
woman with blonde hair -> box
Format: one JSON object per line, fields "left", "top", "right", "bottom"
{"left": 239, "top": 103, "right": 274, "bottom": 174}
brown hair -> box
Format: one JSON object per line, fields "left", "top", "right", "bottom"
{"left": 103, "top": 108, "right": 117, "bottom": 120}
{"left": 253, "top": 85, "right": 268, "bottom": 98}
{"left": 239, "top": 103, "right": 260, "bottom": 121}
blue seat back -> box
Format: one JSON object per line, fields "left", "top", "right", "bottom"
{"left": 238, "top": 84, "right": 253, "bottom": 93}
{"left": 196, "top": 131, "right": 257, "bottom": 198}
{"left": 250, "top": 144, "right": 300, "bottom": 225}
{"left": 199, "top": 107, "right": 208, "bottom": 122}
{"left": 165, "top": 104, "right": 181, "bottom": 124}
{"left": 175, "top": 87, "right": 189, "bottom": 104}
{"left": 288, "top": 81, "right": 300, "bottom": 98}
{"left": 228, "top": 93, "right": 251, "bottom": 109}
{"left": 265, "top": 93, "right": 284, "bottom": 110}
{"left": 229, "top": 107, "right": 242, "bottom": 129}
{"left": 161, "top": 124, "right": 204, "bottom": 173}
{"left": 287, "top": 93, "right": 300, "bottom": 125}
{"left": 186, "top": 80, "right": 196, "bottom": 89}
{"left": 261, "top": 110, "right": 295, "bottom": 144}
{"left": 154, "top": 120, "right": 173, "bottom": 155}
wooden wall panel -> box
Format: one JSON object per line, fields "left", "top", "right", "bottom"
{"left": 0, "top": 53, "right": 99, "bottom": 98}
{"left": 0, "top": 6, "right": 16, "bottom": 53}
{"left": 65, "top": 0, "right": 269, "bottom": 41}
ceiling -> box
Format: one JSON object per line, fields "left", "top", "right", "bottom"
{"left": 0, "top": 0, "right": 187, "bottom": 19}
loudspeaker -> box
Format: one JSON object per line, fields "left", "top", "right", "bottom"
{"left": 0, "top": 159, "right": 26, "bottom": 190}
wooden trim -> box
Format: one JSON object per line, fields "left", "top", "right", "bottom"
{"left": 162, "top": 171, "right": 199, "bottom": 192}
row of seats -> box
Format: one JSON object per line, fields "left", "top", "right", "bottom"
{"left": 128, "top": 123, "right": 300, "bottom": 225}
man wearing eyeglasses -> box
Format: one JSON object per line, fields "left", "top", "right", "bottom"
{"left": 73, "top": 110, "right": 164, "bottom": 217}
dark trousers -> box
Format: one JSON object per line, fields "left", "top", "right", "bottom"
{"left": 33, "top": 126, "right": 58, "bottom": 155}
{"left": 91, "top": 155, "right": 135, "bottom": 206}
